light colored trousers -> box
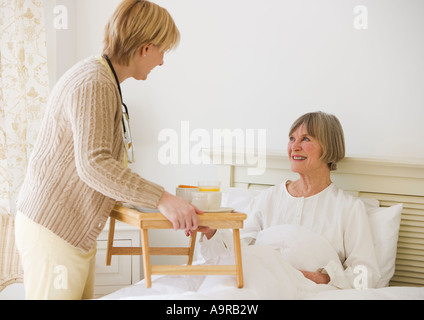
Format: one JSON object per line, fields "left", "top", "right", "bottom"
{"left": 15, "top": 212, "right": 97, "bottom": 300}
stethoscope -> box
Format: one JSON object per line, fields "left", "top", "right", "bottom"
{"left": 102, "top": 54, "right": 129, "bottom": 129}
{"left": 102, "top": 54, "right": 134, "bottom": 163}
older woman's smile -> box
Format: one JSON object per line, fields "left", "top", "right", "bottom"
{"left": 292, "top": 155, "right": 307, "bottom": 160}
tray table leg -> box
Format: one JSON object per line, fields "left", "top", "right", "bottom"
{"left": 187, "top": 231, "right": 197, "bottom": 266}
{"left": 233, "top": 228, "right": 244, "bottom": 288}
{"left": 106, "top": 217, "right": 116, "bottom": 266}
{"left": 141, "top": 228, "right": 152, "bottom": 288}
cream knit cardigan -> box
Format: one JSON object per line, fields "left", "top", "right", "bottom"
{"left": 17, "top": 57, "right": 164, "bottom": 252}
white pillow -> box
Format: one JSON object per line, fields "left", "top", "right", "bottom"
{"left": 221, "top": 188, "right": 261, "bottom": 213}
{"left": 255, "top": 224, "right": 342, "bottom": 272}
{"left": 367, "top": 203, "right": 403, "bottom": 287}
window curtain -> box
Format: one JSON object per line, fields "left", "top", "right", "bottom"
{"left": 0, "top": 0, "right": 49, "bottom": 291}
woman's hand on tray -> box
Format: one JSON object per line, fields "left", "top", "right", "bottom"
{"left": 157, "top": 191, "right": 203, "bottom": 233}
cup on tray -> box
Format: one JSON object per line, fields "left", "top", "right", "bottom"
{"left": 192, "top": 181, "right": 222, "bottom": 210}
{"left": 191, "top": 191, "right": 222, "bottom": 211}
{"left": 198, "top": 181, "right": 220, "bottom": 192}
{"left": 176, "top": 185, "right": 199, "bottom": 202}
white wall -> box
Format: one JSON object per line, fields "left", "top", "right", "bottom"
{"left": 65, "top": 0, "right": 424, "bottom": 194}
{"left": 43, "top": 0, "right": 424, "bottom": 260}
{"left": 45, "top": 0, "right": 77, "bottom": 87}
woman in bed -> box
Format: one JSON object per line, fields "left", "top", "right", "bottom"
{"left": 199, "top": 111, "right": 381, "bottom": 289}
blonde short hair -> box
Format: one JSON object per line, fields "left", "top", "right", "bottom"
{"left": 103, "top": 0, "right": 180, "bottom": 66}
{"left": 289, "top": 111, "right": 345, "bottom": 171}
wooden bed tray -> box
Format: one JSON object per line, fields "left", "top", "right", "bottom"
{"left": 106, "top": 204, "right": 247, "bottom": 288}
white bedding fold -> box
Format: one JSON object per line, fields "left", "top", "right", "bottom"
{"left": 101, "top": 244, "right": 336, "bottom": 300}
{"left": 99, "top": 225, "right": 422, "bottom": 300}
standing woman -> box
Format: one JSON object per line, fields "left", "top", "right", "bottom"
{"left": 15, "top": 0, "right": 201, "bottom": 300}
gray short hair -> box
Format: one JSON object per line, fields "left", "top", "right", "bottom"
{"left": 289, "top": 111, "right": 345, "bottom": 171}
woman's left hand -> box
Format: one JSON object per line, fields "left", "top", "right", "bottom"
{"left": 300, "top": 270, "right": 330, "bottom": 284}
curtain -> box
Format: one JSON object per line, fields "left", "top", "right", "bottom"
{"left": 0, "top": 0, "right": 49, "bottom": 291}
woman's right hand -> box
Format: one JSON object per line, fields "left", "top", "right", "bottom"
{"left": 157, "top": 191, "right": 202, "bottom": 232}
{"left": 197, "top": 226, "right": 217, "bottom": 240}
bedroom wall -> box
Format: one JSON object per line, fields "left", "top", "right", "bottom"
{"left": 41, "top": 0, "right": 424, "bottom": 267}
{"left": 68, "top": 0, "right": 424, "bottom": 194}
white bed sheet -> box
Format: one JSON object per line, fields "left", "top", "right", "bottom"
{"left": 101, "top": 283, "right": 424, "bottom": 300}
{"left": 307, "top": 286, "right": 424, "bottom": 300}
{"left": 100, "top": 245, "right": 333, "bottom": 300}
{"left": 99, "top": 225, "right": 423, "bottom": 300}
{"left": 100, "top": 245, "right": 423, "bottom": 300}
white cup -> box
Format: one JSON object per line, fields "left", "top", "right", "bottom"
{"left": 191, "top": 192, "right": 222, "bottom": 210}
{"left": 191, "top": 192, "right": 209, "bottom": 210}
{"left": 207, "top": 192, "right": 222, "bottom": 210}
{"left": 176, "top": 186, "right": 199, "bottom": 202}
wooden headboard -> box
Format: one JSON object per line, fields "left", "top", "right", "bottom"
{"left": 206, "top": 150, "right": 424, "bottom": 287}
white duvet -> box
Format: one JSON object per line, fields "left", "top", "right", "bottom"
{"left": 100, "top": 225, "right": 424, "bottom": 300}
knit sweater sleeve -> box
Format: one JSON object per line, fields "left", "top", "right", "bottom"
{"left": 68, "top": 80, "right": 164, "bottom": 208}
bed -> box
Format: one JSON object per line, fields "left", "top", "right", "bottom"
{"left": 99, "top": 151, "right": 424, "bottom": 300}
